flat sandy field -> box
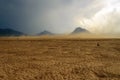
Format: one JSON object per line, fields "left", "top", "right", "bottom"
{"left": 0, "top": 37, "right": 120, "bottom": 80}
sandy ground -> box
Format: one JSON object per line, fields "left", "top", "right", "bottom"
{"left": 0, "top": 37, "right": 120, "bottom": 80}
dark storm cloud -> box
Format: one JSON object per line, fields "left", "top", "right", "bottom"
{"left": 0, "top": 0, "right": 96, "bottom": 34}
{"left": 0, "top": 0, "right": 62, "bottom": 34}
{"left": 0, "top": 0, "right": 32, "bottom": 32}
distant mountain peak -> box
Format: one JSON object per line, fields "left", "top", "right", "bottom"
{"left": 42, "top": 30, "right": 51, "bottom": 33}
{"left": 38, "top": 30, "right": 53, "bottom": 36}
{"left": 72, "top": 27, "right": 89, "bottom": 34}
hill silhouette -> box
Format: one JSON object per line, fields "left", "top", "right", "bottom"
{"left": 71, "top": 27, "right": 89, "bottom": 34}
{"left": 0, "top": 28, "right": 24, "bottom": 36}
{"left": 37, "top": 30, "right": 54, "bottom": 36}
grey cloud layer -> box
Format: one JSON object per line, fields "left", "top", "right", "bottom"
{"left": 0, "top": 0, "right": 119, "bottom": 34}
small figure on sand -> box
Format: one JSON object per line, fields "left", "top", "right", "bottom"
{"left": 97, "top": 42, "right": 100, "bottom": 47}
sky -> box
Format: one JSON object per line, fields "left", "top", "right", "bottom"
{"left": 0, "top": 0, "right": 120, "bottom": 34}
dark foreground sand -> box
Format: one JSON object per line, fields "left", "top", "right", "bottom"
{"left": 0, "top": 37, "right": 120, "bottom": 80}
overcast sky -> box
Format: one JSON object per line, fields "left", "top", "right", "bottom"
{"left": 0, "top": 0, "right": 120, "bottom": 34}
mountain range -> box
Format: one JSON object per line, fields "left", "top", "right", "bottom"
{"left": 0, "top": 27, "right": 89, "bottom": 36}
{"left": 37, "top": 27, "right": 89, "bottom": 36}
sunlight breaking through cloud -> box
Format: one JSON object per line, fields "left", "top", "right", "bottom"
{"left": 79, "top": 0, "right": 120, "bottom": 34}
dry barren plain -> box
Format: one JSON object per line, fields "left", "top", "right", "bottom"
{"left": 0, "top": 37, "right": 120, "bottom": 80}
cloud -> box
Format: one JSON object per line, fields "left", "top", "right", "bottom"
{"left": 79, "top": 0, "right": 120, "bottom": 34}
{"left": 0, "top": 0, "right": 120, "bottom": 34}
{"left": 33, "top": 0, "right": 102, "bottom": 34}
